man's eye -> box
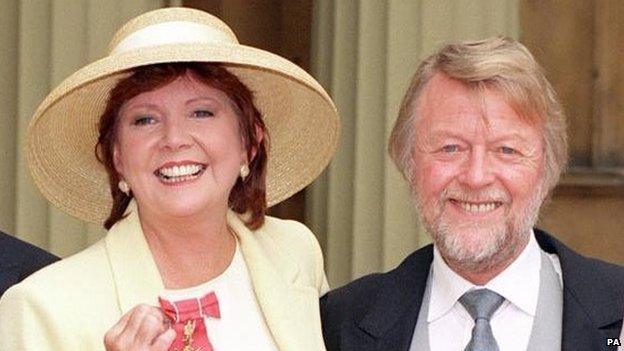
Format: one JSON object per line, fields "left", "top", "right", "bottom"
{"left": 133, "top": 116, "right": 155, "bottom": 125}
{"left": 192, "top": 109, "right": 214, "bottom": 118}
{"left": 500, "top": 146, "right": 517, "bottom": 155}
{"left": 441, "top": 145, "right": 460, "bottom": 153}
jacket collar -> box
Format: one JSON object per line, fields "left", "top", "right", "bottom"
{"left": 105, "top": 203, "right": 320, "bottom": 351}
{"left": 105, "top": 203, "right": 163, "bottom": 312}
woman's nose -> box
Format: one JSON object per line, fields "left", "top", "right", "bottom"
{"left": 159, "top": 119, "right": 192, "bottom": 150}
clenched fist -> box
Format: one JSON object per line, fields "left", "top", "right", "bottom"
{"left": 104, "top": 304, "right": 176, "bottom": 351}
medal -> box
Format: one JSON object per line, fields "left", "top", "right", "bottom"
{"left": 159, "top": 292, "right": 220, "bottom": 351}
{"left": 178, "top": 320, "right": 201, "bottom": 351}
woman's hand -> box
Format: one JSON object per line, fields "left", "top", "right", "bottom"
{"left": 104, "top": 304, "right": 176, "bottom": 351}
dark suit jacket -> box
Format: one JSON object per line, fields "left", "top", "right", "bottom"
{"left": 321, "top": 229, "right": 624, "bottom": 350}
{"left": 0, "top": 231, "right": 59, "bottom": 297}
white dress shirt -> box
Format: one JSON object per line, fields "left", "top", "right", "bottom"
{"left": 428, "top": 231, "right": 562, "bottom": 351}
{"left": 161, "top": 242, "right": 278, "bottom": 351}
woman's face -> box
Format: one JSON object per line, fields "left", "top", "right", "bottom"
{"left": 113, "top": 74, "right": 247, "bottom": 219}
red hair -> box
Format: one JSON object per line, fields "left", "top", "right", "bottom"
{"left": 95, "top": 63, "right": 268, "bottom": 230}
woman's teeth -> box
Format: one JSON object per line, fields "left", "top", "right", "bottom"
{"left": 157, "top": 164, "right": 205, "bottom": 183}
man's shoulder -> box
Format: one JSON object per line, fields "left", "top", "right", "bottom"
{"left": 536, "top": 228, "right": 624, "bottom": 312}
{"left": 0, "top": 231, "right": 59, "bottom": 294}
{"left": 322, "top": 272, "right": 386, "bottom": 314}
{"left": 320, "top": 245, "right": 433, "bottom": 349}
{"left": 321, "top": 244, "right": 433, "bottom": 319}
{"left": 535, "top": 228, "right": 624, "bottom": 278}
{"left": 535, "top": 228, "right": 624, "bottom": 344}
{"left": 0, "top": 231, "right": 58, "bottom": 264}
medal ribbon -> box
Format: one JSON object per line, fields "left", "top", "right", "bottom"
{"left": 159, "top": 292, "right": 220, "bottom": 351}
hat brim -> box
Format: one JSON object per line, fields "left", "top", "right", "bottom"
{"left": 27, "top": 43, "right": 339, "bottom": 224}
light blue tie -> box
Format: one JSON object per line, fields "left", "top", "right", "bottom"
{"left": 459, "top": 289, "right": 505, "bottom": 351}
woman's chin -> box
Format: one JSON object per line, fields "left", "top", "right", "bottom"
{"left": 138, "top": 196, "right": 226, "bottom": 221}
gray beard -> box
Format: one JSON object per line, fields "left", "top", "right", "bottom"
{"left": 415, "top": 185, "right": 545, "bottom": 274}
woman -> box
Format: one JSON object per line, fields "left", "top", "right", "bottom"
{"left": 0, "top": 7, "right": 338, "bottom": 351}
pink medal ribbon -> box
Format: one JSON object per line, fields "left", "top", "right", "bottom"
{"left": 159, "top": 292, "right": 220, "bottom": 351}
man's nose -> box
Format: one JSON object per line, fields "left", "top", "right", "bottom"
{"left": 458, "top": 148, "right": 495, "bottom": 188}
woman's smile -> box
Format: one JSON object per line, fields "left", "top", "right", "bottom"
{"left": 155, "top": 161, "right": 208, "bottom": 185}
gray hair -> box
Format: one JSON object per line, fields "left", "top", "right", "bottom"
{"left": 388, "top": 36, "right": 568, "bottom": 192}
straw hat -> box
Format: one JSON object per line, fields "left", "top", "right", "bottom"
{"left": 27, "top": 7, "right": 339, "bottom": 224}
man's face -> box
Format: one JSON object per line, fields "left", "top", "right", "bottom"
{"left": 411, "top": 73, "right": 546, "bottom": 271}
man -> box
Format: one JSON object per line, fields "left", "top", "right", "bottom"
{"left": 321, "top": 37, "right": 624, "bottom": 351}
{"left": 0, "top": 230, "right": 58, "bottom": 296}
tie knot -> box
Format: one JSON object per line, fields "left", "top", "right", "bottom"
{"left": 459, "top": 289, "right": 504, "bottom": 321}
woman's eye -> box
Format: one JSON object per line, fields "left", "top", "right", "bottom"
{"left": 192, "top": 109, "right": 214, "bottom": 118}
{"left": 441, "top": 144, "right": 460, "bottom": 153}
{"left": 133, "top": 116, "right": 155, "bottom": 126}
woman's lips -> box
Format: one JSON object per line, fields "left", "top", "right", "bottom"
{"left": 154, "top": 162, "right": 207, "bottom": 184}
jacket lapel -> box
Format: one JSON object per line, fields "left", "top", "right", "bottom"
{"left": 535, "top": 230, "right": 624, "bottom": 351}
{"left": 105, "top": 205, "right": 325, "bottom": 350}
{"left": 351, "top": 246, "right": 433, "bottom": 351}
{"left": 105, "top": 203, "right": 164, "bottom": 313}
{"left": 228, "top": 211, "right": 325, "bottom": 351}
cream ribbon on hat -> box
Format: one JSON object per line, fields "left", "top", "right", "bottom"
{"left": 111, "top": 21, "right": 234, "bottom": 55}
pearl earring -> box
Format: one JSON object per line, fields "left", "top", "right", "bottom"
{"left": 240, "top": 164, "right": 250, "bottom": 180}
{"left": 118, "top": 180, "right": 130, "bottom": 195}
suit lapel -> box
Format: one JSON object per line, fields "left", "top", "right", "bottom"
{"left": 560, "top": 293, "right": 599, "bottom": 350}
{"left": 228, "top": 211, "right": 325, "bottom": 351}
{"left": 350, "top": 246, "right": 434, "bottom": 351}
{"left": 105, "top": 203, "right": 164, "bottom": 313}
{"left": 535, "top": 230, "right": 624, "bottom": 351}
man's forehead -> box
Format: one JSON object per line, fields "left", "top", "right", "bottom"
{"left": 415, "top": 72, "right": 541, "bottom": 132}
{"left": 416, "top": 73, "right": 472, "bottom": 110}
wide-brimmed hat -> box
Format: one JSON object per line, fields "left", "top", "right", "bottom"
{"left": 27, "top": 7, "right": 339, "bottom": 224}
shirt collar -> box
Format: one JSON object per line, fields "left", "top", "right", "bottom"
{"left": 428, "top": 230, "right": 541, "bottom": 322}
